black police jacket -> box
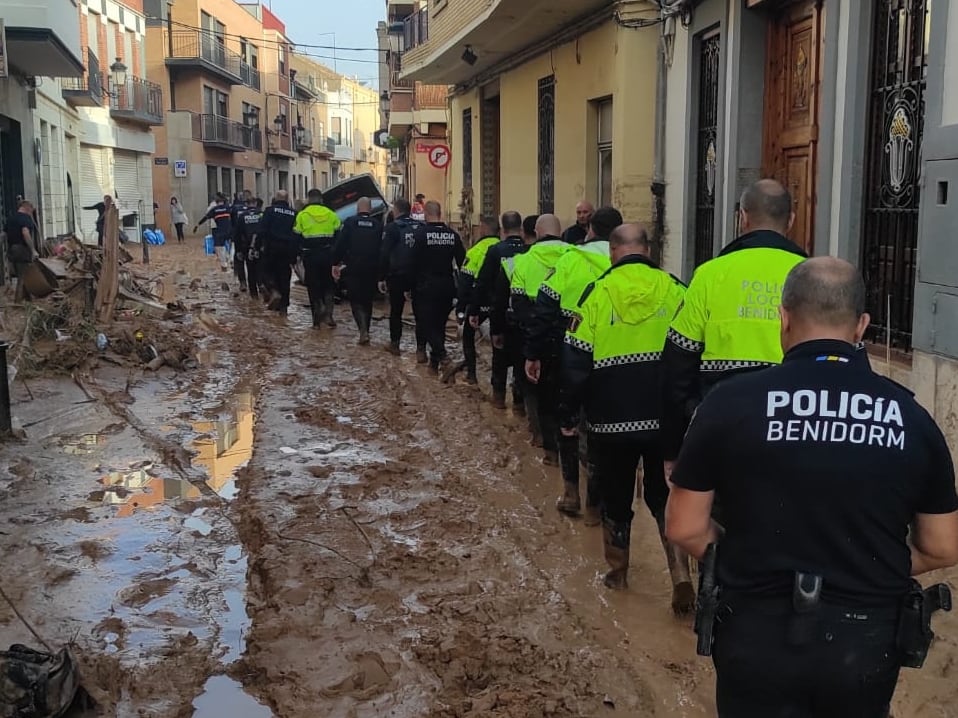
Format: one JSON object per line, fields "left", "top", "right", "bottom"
{"left": 259, "top": 201, "right": 298, "bottom": 255}
{"left": 672, "top": 339, "right": 958, "bottom": 606}
{"left": 469, "top": 236, "right": 527, "bottom": 318}
{"left": 334, "top": 212, "right": 384, "bottom": 276}
{"left": 411, "top": 221, "right": 465, "bottom": 294}
{"left": 380, "top": 214, "right": 422, "bottom": 280}
{"left": 199, "top": 202, "right": 233, "bottom": 239}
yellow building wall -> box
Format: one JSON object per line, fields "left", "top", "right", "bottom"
{"left": 447, "top": 20, "right": 658, "bottom": 231}
{"left": 403, "top": 0, "right": 490, "bottom": 69}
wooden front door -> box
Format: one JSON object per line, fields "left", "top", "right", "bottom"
{"left": 762, "top": 0, "right": 823, "bottom": 254}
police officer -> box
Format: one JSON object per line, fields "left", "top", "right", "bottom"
{"left": 294, "top": 188, "right": 343, "bottom": 329}
{"left": 662, "top": 179, "right": 807, "bottom": 474}
{"left": 333, "top": 197, "right": 383, "bottom": 346}
{"left": 258, "top": 190, "right": 299, "bottom": 316}
{"left": 231, "top": 191, "right": 253, "bottom": 292}
{"left": 526, "top": 206, "right": 623, "bottom": 523}
{"left": 379, "top": 198, "right": 424, "bottom": 358}
{"left": 468, "top": 211, "right": 529, "bottom": 411}
{"left": 666, "top": 257, "right": 958, "bottom": 717}
{"left": 457, "top": 215, "right": 501, "bottom": 385}
{"left": 235, "top": 195, "right": 264, "bottom": 298}
{"left": 194, "top": 192, "right": 233, "bottom": 271}
{"left": 502, "top": 214, "right": 572, "bottom": 461}
{"left": 410, "top": 201, "right": 465, "bottom": 375}
{"left": 559, "top": 224, "right": 694, "bottom": 612}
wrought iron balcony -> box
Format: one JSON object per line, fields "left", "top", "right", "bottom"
{"left": 240, "top": 61, "right": 262, "bottom": 91}
{"left": 316, "top": 137, "right": 335, "bottom": 158}
{"left": 62, "top": 48, "right": 103, "bottom": 107}
{"left": 403, "top": 8, "right": 429, "bottom": 50}
{"left": 109, "top": 75, "right": 163, "bottom": 126}
{"left": 195, "top": 113, "right": 247, "bottom": 151}
{"left": 295, "top": 127, "right": 313, "bottom": 152}
{"left": 166, "top": 31, "right": 243, "bottom": 85}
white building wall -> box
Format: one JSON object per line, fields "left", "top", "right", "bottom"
{"left": 34, "top": 84, "right": 82, "bottom": 239}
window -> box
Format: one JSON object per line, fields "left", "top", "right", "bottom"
{"left": 278, "top": 171, "right": 289, "bottom": 190}
{"left": 123, "top": 31, "right": 133, "bottom": 73}
{"left": 331, "top": 117, "right": 342, "bottom": 144}
{"left": 319, "top": 121, "right": 325, "bottom": 140}
{"left": 87, "top": 12, "right": 99, "bottom": 58}
{"left": 596, "top": 99, "right": 613, "bottom": 208}
{"left": 278, "top": 44, "right": 288, "bottom": 76}
{"left": 242, "top": 102, "right": 259, "bottom": 127}
{"left": 106, "top": 20, "right": 117, "bottom": 66}
{"left": 250, "top": 44, "right": 258, "bottom": 69}
{"left": 221, "top": 167, "right": 232, "bottom": 198}
{"left": 321, "top": 171, "right": 329, "bottom": 189}
{"left": 235, "top": 169, "right": 244, "bottom": 192}
{"left": 279, "top": 103, "right": 288, "bottom": 133}
{"left": 206, "top": 165, "right": 218, "bottom": 200}
{"left": 203, "top": 86, "right": 228, "bottom": 117}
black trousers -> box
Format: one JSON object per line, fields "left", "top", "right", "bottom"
{"left": 534, "top": 357, "right": 562, "bottom": 454}
{"left": 234, "top": 252, "right": 260, "bottom": 297}
{"left": 265, "top": 245, "right": 297, "bottom": 311}
{"left": 714, "top": 605, "right": 900, "bottom": 718}
{"left": 417, "top": 289, "right": 454, "bottom": 366}
{"left": 491, "top": 324, "right": 525, "bottom": 402}
{"left": 174, "top": 223, "right": 185, "bottom": 242}
{"left": 387, "top": 276, "right": 425, "bottom": 348}
{"left": 302, "top": 250, "right": 335, "bottom": 326}
{"left": 462, "top": 320, "right": 479, "bottom": 375}
{"left": 591, "top": 434, "right": 668, "bottom": 524}
{"left": 347, "top": 272, "right": 377, "bottom": 333}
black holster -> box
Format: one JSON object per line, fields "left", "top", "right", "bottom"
{"left": 694, "top": 543, "right": 720, "bottom": 656}
{"left": 897, "top": 580, "right": 952, "bottom": 669}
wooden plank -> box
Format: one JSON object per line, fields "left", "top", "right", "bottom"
{"left": 95, "top": 207, "right": 120, "bottom": 323}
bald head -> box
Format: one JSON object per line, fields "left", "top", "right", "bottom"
{"left": 535, "top": 214, "right": 562, "bottom": 239}
{"left": 739, "top": 179, "right": 794, "bottom": 235}
{"left": 357, "top": 197, "right": 372, "bottom": 213}
{"left": 609, "top": 223, "right": 651, "bottom": 263}
{"left": 780, "top": 257, "right": 870, "bottom": 350}
{"left": 575, "top": 200, "right": 595, "bottom": 228}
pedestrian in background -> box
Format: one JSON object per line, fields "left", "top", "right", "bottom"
{"left": 170, "top": 197, "right": 188, "bottom": 243}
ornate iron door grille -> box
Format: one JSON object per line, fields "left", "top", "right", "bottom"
{"left": 694, "top": 33, "right": 721, "bottom": 268}
{"left": 861, "top": 0, "right": 930, "bottom": 351}
{"left": 538, "top": 75, "right": 556, "bottom": 215}
{"left": 481, "top": 95, "right": 500, "bottom": 219}
{"left": 462, "top": 108, "right": 473, "bottom": 190}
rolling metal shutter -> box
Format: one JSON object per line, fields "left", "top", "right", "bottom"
{"left": 79, "top": 145, "right": 109, "bottom": 241}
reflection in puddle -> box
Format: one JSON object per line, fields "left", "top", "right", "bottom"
{"left": 192, "top": 676, "right": 272, "bottom": 718}
{"left": 61, "top": 433, "right": 104, "bottom": 455}
{"left": 192, "top": 389, "right": 255, "bottom": 499}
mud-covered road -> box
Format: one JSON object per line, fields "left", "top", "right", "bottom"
{"left": 2, "top": 242, "right": 957, "bottom": 717}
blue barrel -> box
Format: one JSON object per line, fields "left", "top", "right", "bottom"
{"left": 154, "top": 229, "right": 166, "bottom": 245}
{"left": 204, "top": 236, "right": 214, "bottom": 255}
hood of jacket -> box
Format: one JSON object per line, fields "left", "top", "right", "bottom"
{"left": 602, "top": 255, "right": 677, "bottom": 325}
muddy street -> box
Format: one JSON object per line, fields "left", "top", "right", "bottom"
{"left": 2, "top": 242, "right": 957, "bottom": 717}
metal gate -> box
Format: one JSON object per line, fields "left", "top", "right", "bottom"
{"left": 79, "top": 145, "right": 109, "bottom": 241}
{"left": 538, "top": 75, "right": 555, "bottom": 215}
{"left": 860, "top": 0, "right": 930, "bottom": 351}
{"left": 462, "top": 108, "right": 473, "bottom": 190}
{"left": 694, "top": 33, "right": 721, "bottom": 268}
{"left": 480, "top": 94, "right": 500, "bottom": 220}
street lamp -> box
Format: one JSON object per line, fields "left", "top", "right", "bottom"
{"left": 272, "top": 115, "right": 284, "bottom": 135}
{"left": 110, "top": 58, "right": 128, "bottom": 89}
{"left": 380, "top": 90, "right": 390, "bottom": 116}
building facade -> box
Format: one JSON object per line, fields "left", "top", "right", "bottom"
{"left": 400, "top": 0, "right": 660, "bottom": 240}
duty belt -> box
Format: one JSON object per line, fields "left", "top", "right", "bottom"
{"left": 302, "top": 236, "right": 335, "bottom": 251}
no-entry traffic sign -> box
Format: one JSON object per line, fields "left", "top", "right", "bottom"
{"left": 428, "top": 145, "right": 451, "bottom": 170}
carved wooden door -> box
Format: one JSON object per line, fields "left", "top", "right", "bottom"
{"left": 762, "top": 0, "right": 823, "bottom": 254}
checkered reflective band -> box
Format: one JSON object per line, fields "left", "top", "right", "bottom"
{"left": 589, "top": 419, "right": 661, "bottom": 433}
{"left": 701, "top": 360, "right": 774, "bottom": 372}
{"left": 594, "top": 352, "right": 662, "bottom": 369}
{"left": 667, "top": 328, "right": 705, "bottom": 353}
{"left": 541, "top": 284, "right": 560, "bottom": 301}
{"left": 564, "top": 335, "right": 593, "bottom": 353}
{"left": 511, "top": 286, "right": 526, "bottom": 296}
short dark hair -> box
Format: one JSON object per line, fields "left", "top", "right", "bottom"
{"left": 215, "top": 192, "right": 227, "bottom": 201}
{"left": 501, "top": 211, "right": 522, "bottom": 233}
{"left": 480, "top": 215, "right": 500, "bottom": 235}
{"left": 307, "top": 189, "right": 324, "bottom": 204}
{"left": 782, "top": 257, "right": 866, "bottom": 328}
{"left": 415, "top": 193, "right": 426, "bottom": 201}
{"left": 393, "top": 198, "right": 411, "bottom": 215}
{"left": 590, "top": 207, "right": 624, "bottom": 239}
{"left": 424, "top": 200, "right": 442, "bottom": 218}
{"left": 740, "top": 179, "right": 793, "bottom": 230}
{"left": 522, "top": 214, "right": 539, "bottom": 237}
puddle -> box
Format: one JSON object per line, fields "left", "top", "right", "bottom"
{"left": 192, "top": 389, "right": 256, "bottom": 498}
{"left": 192, "top": 676, "right": 272, "bottom": 718}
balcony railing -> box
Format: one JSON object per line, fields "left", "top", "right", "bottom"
{"left": 109, "top": 75, "right": 163, "bottom": 125}
{"left": 391, "top": 70, "right": 414, "bottom": 91}
{"left": 194, "top": 113, "right": 246, "bottom": 151}
{"left": 333, "top": 143, "right": 353, "bottom": 162}
{"left": 241, "top": 125, "right": 263, "bottom": 152}
{"left": 295, "top": 127, "right": 313, "bottom": 151}
{"left": 316, "top": 136, "right": 335, "bottom": 157}
{"left": 62, "top": 48, "right": 103, "bottom": 107}
{"left": 240, "top": 61, "right": 261, "bottom": 91}
{"left": 403, "top": 8, "right": 429, "bottom": 50}
{"left": 167, "top": 31, "right": 243, "bottom": 85}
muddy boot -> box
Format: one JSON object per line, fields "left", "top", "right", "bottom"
{"left": 583, "top": 505, "right": 602, "bottom": 527}
{"left": 388, "top": 341, "right": 401, "bottom": 356}
{"left": 464, "top": 370, "right": 478, "bottom": 385}
{"left": 438, "top": 357, "right": 453, "bottom": 377}
{"left": 358, "top": 331, "right": 370, "bottom": 346}
{"left": 584, "top": 462, "right": 602, "bottom": 527}
{"left": 513, "top": 401, "right": 526, "bottom": 418}
{"left": 602, "top": 518, "right": 631, "bottom": 590}
{"left": 267, "top": 289, "right": 283, "bottom": 311}
{"left": 492, "top": 389, "right": 507, "bottom": 410}
{"left": 658, "top": 519, "right": 696, "bottom": 615}
{"left": 556, "top": 481, "right": 581, "bottom": 515}
{"left": 543, "top": 449, "right": 559, "bottom": 467}
{"left": 416, "top": 348, "right": 429, "bottom": 365}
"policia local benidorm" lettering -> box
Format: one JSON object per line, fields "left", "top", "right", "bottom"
{"left": 765, "top": 390, "right": 905, "bottom": 450}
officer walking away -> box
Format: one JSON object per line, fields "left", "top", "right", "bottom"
{"left": 526, "top": 207, "right": 623, "bottom": 523}
{"left": 505, "top": 214, "right": 572, "bottom": 461}
{"left": 456, "top": 215, "right": 501, "bottom": 384}
{"left": 333, "top": 197, "right": 384, "bottom": 345}
{"left": 410, "top": 201, "right": 466, "bottom": 375}
{"left": 662, "top": 179, "right": 807, "bottom": 476}
{"left": 379, "top": 198, "right": 425, "bottom": 357}
{"left": 231, "top": 191, "right": 252, "bottom": 292}
{"left": 561, "top": 200, "right": 594, "bottom": 246}
{"left": 666, "top": 257, "right": 958, "bottom": 717}
{"left": 259, "top": 190, "right": 299, "bottom": 316}
{"left": 294, "top": 189, "right": 343, "bottom": 329}
{"left": 468, "top": 211, "right": 529, "bottom": 411}
{"left": 560, "top": 224, "right": 693, "bottom": 611}
{"left": 194, "top": 192, "right": 233, "bottom": 272}
{"left": 237, "top": 196, "right": 264, "bottom": 299}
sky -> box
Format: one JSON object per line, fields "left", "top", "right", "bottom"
{"left": 264, "top": 0, "right": 386, "bottom": 89}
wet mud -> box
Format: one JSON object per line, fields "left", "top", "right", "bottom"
{"left": 1, "top": 241, "right": 957, "bottom": 716}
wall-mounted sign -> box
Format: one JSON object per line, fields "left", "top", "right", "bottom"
{"left": 428, "top": 144, "right": 451, "bottom": 170}
{"left": 154, "top": 157, "right": 169, "bottom": 165}
{"left": 174, "top": 160, "right": 188, "bottom": 178}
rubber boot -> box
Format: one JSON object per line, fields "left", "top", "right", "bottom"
{"left": 602, "top": 517, "right": 631, "bottom": 590}
{"left": 543, "top": 450, "right": 559, "bottom": 467}
{"left": 464, "top": 370, "right": 478, "bottom": 385}
{"left": 438, "top": 356, "right": 453, "bottom": 378}
{"left": 492, "top": 389, "right": 507, "bottom": 410}
{"left": 556, "top": 481, "right": 581, "bottom": 516}
{"left": 558, "top": 432, "right": 580, "bottom": 488}
{"left": 416, "top": 348, "right": 429, "bottom": 364}
{"left": 657, "top": 518, "right": 696, "bottom": 615}
{"left": 388, "top": 341, "right": 401, "bottom": 356}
